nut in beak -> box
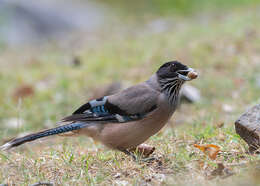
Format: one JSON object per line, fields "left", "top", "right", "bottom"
{"left": 187, "top": 71, "right": 198, "bottom": 80}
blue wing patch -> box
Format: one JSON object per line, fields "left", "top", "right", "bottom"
{"left": 91, "top": 105, "right": 108, "bottom": 114}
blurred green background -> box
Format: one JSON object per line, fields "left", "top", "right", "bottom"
{"left": 1, "top": 0, "right": 260, "bottom": 185}
{"left": 99, "top": 0, "right": 259, "bottom": 16}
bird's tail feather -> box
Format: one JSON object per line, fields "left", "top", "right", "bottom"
{"left": 0, "top": 122, "right": 88, "bottom": 150}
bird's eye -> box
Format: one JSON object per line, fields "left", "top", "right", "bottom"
{"left": 170, "top": 64, "right": 176, "bottom": 72}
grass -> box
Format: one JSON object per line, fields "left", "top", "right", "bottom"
{"left": 99, "top": 0, "right": 260, "bottom": 16}
{"left": 1, "top": 2, "right": 260, "bottom": 185}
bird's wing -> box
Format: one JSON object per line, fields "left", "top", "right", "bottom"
{"left": 62, "top": 83, "right": 159, "bottom": 123}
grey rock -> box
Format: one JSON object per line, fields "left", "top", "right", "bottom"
{"left": 235, "top": 104, "right": 260, "bottom": 152}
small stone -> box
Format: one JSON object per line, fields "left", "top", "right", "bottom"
{"left": 235, "top": 104, "right": 260, "bottom": 152}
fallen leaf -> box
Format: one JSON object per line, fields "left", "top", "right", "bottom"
{"left": 194, "top": 144, "right": 220, "bottom": 160}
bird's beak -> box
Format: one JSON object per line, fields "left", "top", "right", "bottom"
{"left": 177, "top": 68, "right": 198, "bottom": 81}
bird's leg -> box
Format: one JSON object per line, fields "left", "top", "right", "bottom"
{"left": 119, "top": 149, "right": 137, "bottom": 161}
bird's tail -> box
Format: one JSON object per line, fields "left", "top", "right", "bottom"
{"left": 0, "top": 122, "right": 88, "bottom": 150}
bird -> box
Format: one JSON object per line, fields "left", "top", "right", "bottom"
{"left": 0, "top": 61, "right": 198, "bottom": 160}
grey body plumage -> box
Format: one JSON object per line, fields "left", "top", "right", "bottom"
{"left": 1, "top": 61, "right": 198, "bottom": 158}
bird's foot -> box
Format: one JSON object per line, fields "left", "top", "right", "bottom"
{"left": 119, "top": 149, "right": 137, "bottom": 161}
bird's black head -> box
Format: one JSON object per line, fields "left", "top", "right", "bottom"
{"left": 157, "top": 61, "right": 197, "bottom": 81}
{"left": 156, "top": 61, "right": 198, "bottom": 105}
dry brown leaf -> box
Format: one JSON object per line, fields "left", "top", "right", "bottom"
{"left": 194, "top": 144, "right": 220, "bottom": 160}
